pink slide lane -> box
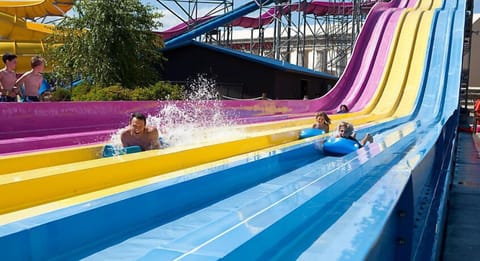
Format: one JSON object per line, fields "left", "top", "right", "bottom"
{"left": 307, "top": 0, "right": 417, "bottom": 113}
{"left": 0, "top": 100, "right": 316, "bottom": 155}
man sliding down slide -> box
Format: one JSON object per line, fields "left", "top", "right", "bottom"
{"left": 103, "top": 112, "right": 164, "bottom": 157}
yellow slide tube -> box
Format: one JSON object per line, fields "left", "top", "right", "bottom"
{"left": 0, "top": 12, "right": 53, "bottom": 40}
{"left": 0, "top": 0, "right": 74, "bottom": 19}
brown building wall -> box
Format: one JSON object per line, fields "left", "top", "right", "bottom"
{"left": 162, "top": 44, "right": 336, "bottom": 99}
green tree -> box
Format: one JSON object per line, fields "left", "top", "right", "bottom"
{"left": 47, "top": 0, "right": 164, "bottom": 88}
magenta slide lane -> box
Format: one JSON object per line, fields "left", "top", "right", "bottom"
{"left": 307, "top": 0, "right": 415, "bottom": 113}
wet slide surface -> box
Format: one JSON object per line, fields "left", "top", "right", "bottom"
{"left": 78, "top": 1, "right": 463, "bottom": 257}
{"left": 0, "top": 0, "right": 466, "bottom": 259}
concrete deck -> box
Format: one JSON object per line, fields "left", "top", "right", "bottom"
{"left": 442, "top": 132, "right": 480, "bottom": 260}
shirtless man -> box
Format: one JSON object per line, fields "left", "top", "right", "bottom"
{"left": 0, "top": 53, "right": 19, "bottom": 102}
{"left": 120, "top": 112, "right": 161, "bottom": 151}
{"left": 15, "top": 56, "right": 45, "bottom": 102}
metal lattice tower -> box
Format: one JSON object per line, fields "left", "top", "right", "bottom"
{"left": 158, "top": 0, "right": 375, "bottom": 76}
{"left": 156, "top": 0, "right": 234, "bottom": 44}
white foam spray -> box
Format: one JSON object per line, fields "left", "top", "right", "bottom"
{"left": 108, "top": 75, "right": 244, "bottom": 150}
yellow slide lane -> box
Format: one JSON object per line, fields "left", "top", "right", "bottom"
{"left": 0, "top": 133, "right": 333, "bottom": 226}
{"left": 0, "top": 127, "right": 301, "bottom": 214}
{"left": 0, "top": 0, "right": 442, "bottom": 219}
{"left": 0, "top": 112, "right": 356, "bottom": 175}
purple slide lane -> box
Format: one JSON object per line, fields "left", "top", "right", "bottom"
{"left": 0, "top": 100, "right": 316, "bottom": 155}
{"left": 306, "top": 0, "right": 416, "bottom": 113}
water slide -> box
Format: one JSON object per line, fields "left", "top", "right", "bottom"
{"left": 0, "top": 0, "right": 435, "bottom": 163}
{"left": 163, "top": 0, "right": 426, "bottom": 117}
{"left": 0, "top": 0, "right": 74, "bottom": 72}
{"left": 70, "top": 0, "right": 460, "bottom": 258}
{"left": 0, "top": 0, "right": 435, "bottom": 174}
{"left": 0, "top": 0, "right": 465, "bottom": 258}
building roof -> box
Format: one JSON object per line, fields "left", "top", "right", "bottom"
{"left": 163, "top": 40, "right": 338, "bottom": 80}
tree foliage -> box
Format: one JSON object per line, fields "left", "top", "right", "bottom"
{"left": 47, "top": 0, "right": 164, "bottom": 88}
{"left": 69, "top": 81, "right": 184, "bottom": 101}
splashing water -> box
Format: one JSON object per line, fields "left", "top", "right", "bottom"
{"left": 108, "top": 76, "right": 244, "bottom": 151}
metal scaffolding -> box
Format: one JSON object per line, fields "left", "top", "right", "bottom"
{"left": 159, "top": 0, "right": 375, "bottom": 76}
{"left": 156, "top": 0, "right": 234, "bottom": 44}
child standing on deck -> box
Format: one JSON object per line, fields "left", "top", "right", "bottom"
{"left": 15, "top": 56, "right": 45, "bottom": 102}
{"left": 0, "top": 53, "right": 19, "bottom": 102}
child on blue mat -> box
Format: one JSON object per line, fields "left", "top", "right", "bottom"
{"left": 335, "top": 121, "right": 373, "bottom": 147}
{"left": 121, "top": 112, "right": 161, "bottom": 151}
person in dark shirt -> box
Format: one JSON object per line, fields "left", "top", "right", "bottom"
{"left": 337, "top": 104, "right": 349, "bottom": 113}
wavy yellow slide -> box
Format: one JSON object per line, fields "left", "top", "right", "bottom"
{"left": 0, "top": 0, "right": 74, "bottom": 72}
{"left": 0, "top": 0, "right": 443, "bottom": 223}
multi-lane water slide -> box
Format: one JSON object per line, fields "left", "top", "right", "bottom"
{"left": 0, "top": 0, "right": 74, "bottom": 72}
{"left": 0, "top": 0, "right": 465, "bottom": 259}
{"left": 0, "top": 0, "right": 416, "bottom": 154}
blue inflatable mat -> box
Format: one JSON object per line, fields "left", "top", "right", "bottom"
{"left": 299, "top": 128, "right": 325, "bottom": 139}
{"left": 102, "top": 137, "right": 169, "bottom": 157}
{"left": 102, "top": 145, "right": 142, "bottom": 158}
{"left": 322, "top": 137, "right": 360, "bottom": 156}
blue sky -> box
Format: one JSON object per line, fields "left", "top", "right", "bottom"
{"left": 142, "top": 0, "right": 251, "bottom": 29}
